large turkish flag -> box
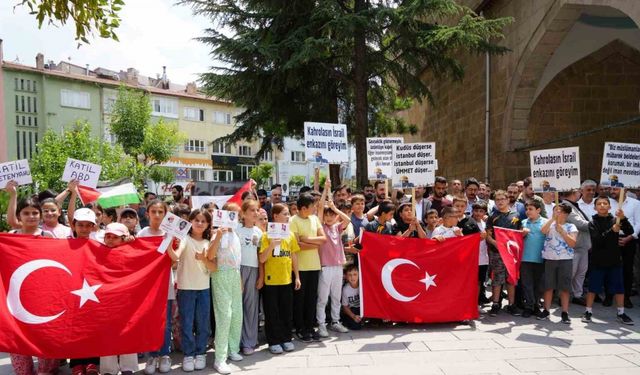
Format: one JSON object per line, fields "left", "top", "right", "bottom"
{"left": 0, "top": 233, "right": 170, "bottom": 358}
{"left": 360, "top": 232, "right": 480, "bottom": 323}
{"left": 493, "top": 227, "right": 525, "bottom": 285}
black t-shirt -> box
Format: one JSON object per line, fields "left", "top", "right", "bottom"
{"left": 393, "top": 220, "right": 426, "bottom": 238}
{"left": 589, "top": 214, "right": 634, "bottom": 267}
{"left": 364, "top": 219, "right": 395, "bottom": 235}
{"left": 486, "top": 209, "right": 521, "bottom": 252}
{"left": 458, "top": 216, "right": 480, "bottom": 236}
{"left": 428, "top": 196, "right": 452, "bottom": 216}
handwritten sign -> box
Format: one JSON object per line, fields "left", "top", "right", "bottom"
{"left": 600, "top": 142, "right": 640, "bottom": 188}
{"left": 212, "top": 209, "right": 239, "bottom": 229}
{"left": 304, "top": 122, "right": 349, "bottom": 164}
{"left": 267, "top": 222, "right": 290, "bottom": 239}
{"left": 62, "top": 158, "right": 102, "bottom": 188}
{"left": 391, "top": 143, "right": 436, "bottom": 188}
{"left": 530, "top": 147, "right": 580, "bottom": 192}
{"left": 0, "top": 159, "right": 32, "bottom": 188}
{"left": 366, "top": 137, "right": 403, "bottom": 179}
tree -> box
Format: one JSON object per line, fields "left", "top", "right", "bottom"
{"left": 148, "top": 166, "right": 176, "bottom": 194}
{"left": 249, "top": 163, "right": 274, "bottom": 189}
{"left": 183, "top": 0, "right": 511, "bottom": 186}
{"left": 17, "top": 0, "right": 123, "bottom": 43}
{"left": 30, "top": 122, "right": 135, "bottom": 192}
{"left": 290, "top": 175, "right": 305, "bottom": 187}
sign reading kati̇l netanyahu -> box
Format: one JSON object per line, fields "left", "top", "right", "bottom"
{"left": 529, "top": 147, "right": 580, "bottom": 192}
{"left": 303, "top": 122, "right": 349, "bottom": 164}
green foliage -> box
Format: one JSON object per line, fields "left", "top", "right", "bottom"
{"left": 148, "top": 166, "right": 176, "bottom": 186}
{"left": 290, "top": 175, "right": 305, "bottom": 187}
{"left": 249, "top": 163, "right": 274, "bottom": 188}
{"left": 18, "top": 0, "right": 123, "bottom": 43}
{"left": 0, "top": 192, "right": 10, "bottom": 232}
{"left": 29, "top": 122, "right": 135, "bottom": 192}
{"left": 109, "top": 86, "right": 152, "bottom": 155}
{"left": 140, "top": 119, "right": 186, "bottom": 165}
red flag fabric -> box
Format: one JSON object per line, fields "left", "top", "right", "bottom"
{"left": 0, "top": 233, "right": 170, "bottom": 358}
{"left": 360, "top": 232, "right": 480, "bottom": 323}
{"left": 77, "top": 185, "right": 101, "bottom": 205}
{"left": 226, "top": 179, "right": 253, "bottom": 206}
{"left": 494, "top": 227, "right": 525, "bottom": 285}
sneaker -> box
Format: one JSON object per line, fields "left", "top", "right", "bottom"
{"left": 617, "top": 313, "right": 634, "bottom": 325}
{"left": 561, "top": 312, "right": 571, "bottom": 324}
{"left": 85, "top": 364, "right": 99, "bottom": 375}
{"left": 311, "top": 330, "right": 321, "bottom": 341}
{"left": 182, "top": 356, "right": 195, "bottom": 372}
{"left": 282, "top": 342, "right": 295, "bottom": 352}
{"left": 330, "top": 322, "right": 349, "bottom": 333}
{"left": 145, "top": 357, "right": 158, "bottom": 375}
{"left": 317, "top": 324, "right": 329, "bottom": 337}
{"left": 581, "top": 311, "right": 592, "bottom": 323}
{"left": 537, "top": 309, "right": 550, "bottom": 320}
{"left": 72, "top": 365, "right": 85, "bottom": 375}
{"left": 296, "top": 331, "right": 312, "bottom": 343}
{"left": 159, "top": 356, "right": 172, "bottom": 373}
{"left": 241, "top": 347, "right": 255, "bottom": 356}
{"left": 213, "top": 361, "right": 231, "bottom": 375}
{"left": 489, "top": 303, "right": 500, "bottom": 317}
{"left": 228, "top": 352, "right": 243, "bottom": 362}
{"left": 269, "top": 344, "right": 284, "bottom": 354}
{"left": 522, "top": 309, "right": 532, "bottom": 318}
{"left": 194, "top": 354, "right": 206, "bottom": 370}
{"left": 507, "top": 305, "right": 523, "bottom": 316}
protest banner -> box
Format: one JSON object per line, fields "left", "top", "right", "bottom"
{"left": 304, "top": 122, "right": 349, "bottom": 164}
{"left": 212, "top": 209, "right": 239, "bottom": 229}
{"left": 600, "top": 142, "right": 640, "bottom": 188}
{"left": 0, "top": 159, "right": 32, "bottom": 188}
{"left": 366, "top": 137, "right": 403, "bottom": 179}
{"left": 278, "top": 160, "right": 291, "bottom": 197}
{"left": 61, "top": 158, "right": 102, "bottom": 188}
{"left": 267, "top": 222, "right": 290, "bottom": 239}
{"left": 530, "top": 147, "right": 580, "bottom": 192}
{"left": 191, "top": 195, "right": 233, "bottom": 210}
{"left": 391, "top": 143, "right": 436, "bottom": 188}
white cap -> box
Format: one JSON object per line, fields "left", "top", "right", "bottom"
{"left": 74, "top": 208, "right": 97, "bottom": 224}
{"left": 105, "top": 222, "right": 129, "bottom": 237}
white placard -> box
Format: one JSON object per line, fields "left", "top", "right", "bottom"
{"left": 267, "top": 222, "right": 290, "bottom": 239}
{"left": 0, "top": 159, "right": 32, "bottom": 188}
{"left": 366, "top": 137, "right": 403, "bottom": 179}
{"left": 212, "top": 209, "right": 239, "bottom": 229}
{"left": 600, "top": 142, "right": 640, "bottom": 188}
{"left": 278, "top": 161, "right": 290, "bottom": 197}
{"left": 61, "top": 158, "right": 102, "bottom": 188}
{"left": 191, "top": 195, "right": 232, "bottom": 210}
{"left": 304, "top": 122, "right": 349, "bottom": 164}
{"left": 530, "top": 147, "right": 581, "bottom": 192}
{"left": 160, "top": 212, "right": 192, "bottom": 240}
{"left": 391, "top": 143, "right": 436, "bottom": 188}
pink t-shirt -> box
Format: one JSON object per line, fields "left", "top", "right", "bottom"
{"left": 318, "top": 223, "right": 346, "bottom": 267}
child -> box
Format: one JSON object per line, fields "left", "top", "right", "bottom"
{"left": 208, "top": 203, "right": 243, "bottom": 374}
{"left": 424, "top": 209, "right": 439, "bottom": 239}
{"left": 236, "top": 200, "right": 263, "bottom": 355}
{"left": 287, "top": 201, "right": 298, "bottom": 217}
{"left": 40, "top": 198, "right": 72, "bottom": 238}
{"left": 316, "top": 189, "right": 352, "bottom": 337}
{"left": 100, "top": 223, "right": 137, "bottom": 375}
{"left": 259, "top": 203, "right": 301, "bottom": 354}
{"left": 520, "top": 200, "right": 547, "bottom": 318}
{"left": 432, "top": 207, "right": 463, "bottom": 241}
{"left": 139, "top": 200, "right": 174, "bottom": 375}
{"left": 257, "top": 208, "right": 268, "bottom": 232}
{"left": 118, "top": 207, "right": 139, "bottom": 235}
{"left": 362, "top": 200, "right": 395, "bottom": 235}
{"left": 394, "top": 202, "right": 427, "bottom": 238}
{"left": 166, "top": 209, "right": 214, "bottom": 372}
{"left": 582, "top": 197, "right": 634, "bottom": 325}
{"left": 538, "top": 203, "right": 578, "bottom": 324}
{"left": 350, "top": 194, "right": 369, "bottom": 238}
{"left": 468, "top": 202, "right": 489, "bottom": 304}
{"left": 341, "top": 264, "right": 363, "bottom": 330}
{"left": 4, "top": 181, "right": 58, "bottom": 375}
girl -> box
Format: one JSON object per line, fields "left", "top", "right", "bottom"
{"left": 257, "top": 208, "right": 268, "bottom": 232}
{"left": 166, "top": 209, "right": 214, "bottom": 373}
{"left": 139, "top": 200, "right": 175, "bottom": 375}
{"left": 236, "top": 200, "right": 263, "bottom": 355}
{"left": 41, "top": 198, "right": 72, "bottom": 238}
{"left": 4, "top": 181, "right": 58, "bottom": 375}
{"left": 259, "top": 203, "right": 301, "bottom": 355}
{"left": 208, "top": 203, "right": 243, "bottom": 374}
{"left": 118, "top": 207, "right": 139, "bottom": 235}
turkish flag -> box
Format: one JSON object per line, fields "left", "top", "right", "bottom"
{"left": 226, "top": 179, "right": 254, "bottom": 206}
{"left": 493, "top": 227, "right": 524, "bottom": 285}
{"left": 0, "top": 233, "right": 170, "bottom": 358}
{"left": 360, "top": 232, "right": 480, "bottom": 323}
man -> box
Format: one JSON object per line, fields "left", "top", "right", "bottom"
{"left": 171, "top": 185, "right": 188, "bottom": 206}
{"left": 506, "top": 183, "right": 526, "bottom": 220}
{"left": 479, "top": 182, "right": 495, "bottom": 213}
{"left": 365, "top": 180, "right": 387, "bottom": 211}
{"left": 333, "top": 185, "right": 351, "bottom": 204}
{"left": 597, "top": 180, "right": 611, "bottom": 199}
{"left": 609, "top": 185, "right": 640, "bottom": 308}
{"left": 413, "top": 185, "right": 431, "bottom": 225}
{"left": 271, "top": 184, "right": 284, "bottom": 205}
{"left": 578, "top": 180, "right": 598, "bottom": 219}
{"left": 519, "top": 177, "right": 547, "bottom": 218}
{"left": 464, "top": 178, "right": 481, "bottom": 215}
{"left": 428, "top": 176, "right": 452, "bottom": 216}
{"left": 363, "top": 184, "right": 375, "bottom": 197}
{"left": 562, "top": 188, "right": 591, "bottom": 306}
{"left": 516, "top": 180, "right": 525, "bottom": 194}
{"left": 446, "top": 179, "right": 463, "bottom": 201}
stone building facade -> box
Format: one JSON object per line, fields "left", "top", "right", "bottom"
{"left": 400, "top": 0, "right": 640, "bottom": 188}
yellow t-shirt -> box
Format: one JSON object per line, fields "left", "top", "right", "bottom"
{"left": 289, "top": 214, "right": 322, "bottom": 271}
{"left": 260, "top": 232, "right": 300, "bottom": 285}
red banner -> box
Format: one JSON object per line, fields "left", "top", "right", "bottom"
{"left": 0, "top": 234, "right": 170, "bottom": 358}
{"left": 360, "top": 232, "right": 480, "bottom": 323}
{"left": 493, "top": 227, "right": 525, "bottom": 285}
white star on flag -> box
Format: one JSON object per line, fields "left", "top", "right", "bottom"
{"left": 71, "top": 279, "right": 102, "bottom": 308}
{"left": 419, "top": 272, "right": 437, "bottom": 291}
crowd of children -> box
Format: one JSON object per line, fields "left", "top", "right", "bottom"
{"left": 2, "top": 174, "right": 639, "bottom": 374}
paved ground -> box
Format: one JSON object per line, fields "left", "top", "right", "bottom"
{"left": 2, "top": 296, "right": 640, "bottom": 375}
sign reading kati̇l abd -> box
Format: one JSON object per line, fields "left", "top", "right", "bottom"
{"left": 530, "top": 147, "right": 580, "bottom": 192}
{"left": 61, "top": 158, "right": 102, "bottom": 189}
{"left": 303, "top": 122, "right": 349, "bottom": 164}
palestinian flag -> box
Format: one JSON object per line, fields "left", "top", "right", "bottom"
{"left": 78, "top": 183, "right": 140, "bottom": 208}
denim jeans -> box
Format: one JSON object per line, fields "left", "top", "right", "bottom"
{"left": 178, "top": 289, "right": 210, "bottom": 357}
{"left": 151, "top": 300, "right": 174, "bottom": 357}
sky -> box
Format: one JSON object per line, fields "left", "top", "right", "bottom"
{"left": 0, "top": 0, "right": 215, "bottom": 84}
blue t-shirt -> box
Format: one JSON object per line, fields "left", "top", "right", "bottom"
{"left": 522, "top": 217, "right": 547, "bottom": 263}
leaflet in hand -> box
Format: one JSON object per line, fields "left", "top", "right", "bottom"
{"left": 267, "top": 222, "right": 290, "bottom": 239}
{"left": 212, "top": 209, "right": 239, "bottom": 229}
{"left": 160, "top": 212, "right": 192, "bottom": 240}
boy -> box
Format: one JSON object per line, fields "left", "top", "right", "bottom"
{"left": 394, "top": 202, "right": 427, "bottom": 238}
{"left": 432, "top": 207, "right": 463, "bottom": 241}
{"left": 363, "top": 200, "right": 395, "bottom": 235}
{"left": 350, "top": 194, "right": 368, "bottom": 238}
{"left": 582, "top": 197, "right": 634, "bottom": 325}
{"left": 538, "top": 203, "right": 578, "bottom": 324}
{"left": 470, "top": 202, "right": 490, "bottom": 304}
{"left": 454, "top": 197, "right": 480, "bottom": 235}
{"left": 341, "top": 264, "right": 363, "bottom": 330}
{"left": 424, "top": 209, "right": 439, "bottom": 239}
{"left": 290, "top": 193, "right": 326, "bottom": 342}
{"left": 520, "top": 200, "right": 547, "bottom": 318}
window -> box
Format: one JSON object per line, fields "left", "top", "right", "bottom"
{"left": 239, "top": 165, "right": 254, "bottom": 180}
{"left": 21, "top": 96, "right": 25, "bottom": 112}
{"left": 238, "top": 145, "right": 252, "bottom": 156}
{"left": 151, "top": 97, "right": 178, "bottom": 118}
{"left": 291, "top": 151, "right": 305, "bottom": 162}
{"left": 184, "top": 107, "right": 205, "bottom": 121}
{"left": 213, "top": 111, "right": 232, "bottom": 124}
{"left": 260, "top": 150, "right": 273, "bottom": 162}
{"left": 184, "top": 139, "right": 206, "bottom": 153}
{"left": 15, "top": 96, "right": 18, "bottom": 111}
{"left": 26, "top": 81, "right": 30, "bottom": 92}
{"left": 33, "top": 97, "right": 37, "bottom": 113}
{"left": 61, "top": 89, "right": 91, "bottom": 109}
{"left": 103, "top": 96, "right": 117, "bottom": 113}
{"left": 212, "top": 141, "right": 231, "bottom": 154}
{"left": 14, "top": 78, "right": 18, "bottom": 90}
{"left": 27, "top": 97, "right": 31, "bottom": 113}
{"left": 190, "top": 169, "right": 205, "bottom": 181}
{"left": 213, "top": 170, "right": 233, "bottom": 182}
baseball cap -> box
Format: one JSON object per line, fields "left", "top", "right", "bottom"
{"left": 105, "top": 223, "right": 130, "bottom": 237}
{"left": 119, "top": 207, "right": 138, "bottom": 218}
{"left": 73, "top": 208, "right": 96, "bottom": 224}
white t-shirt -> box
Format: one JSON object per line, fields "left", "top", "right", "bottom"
{"left": 542, "top": 222, "right": 578, "bottom": 260}
{"left": 176, "top": 236, "right": 211, "bottom": 290}
{"left": 341, "top": 283, "right": 360, "bottom": 309}
{"left": 477, "top": 220, "right": 488, "bottom": 266}
{"left": 236, "top": 225, "right": 263, "bottom": 268}
{"left": 431, "top": 225, "right": 458, "bottom": 239}
{"left": 137, "top": 227, "right": 176, "bottom": 300}
{"left": 578, "top": 198, "right": 596, "bottom": 221}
